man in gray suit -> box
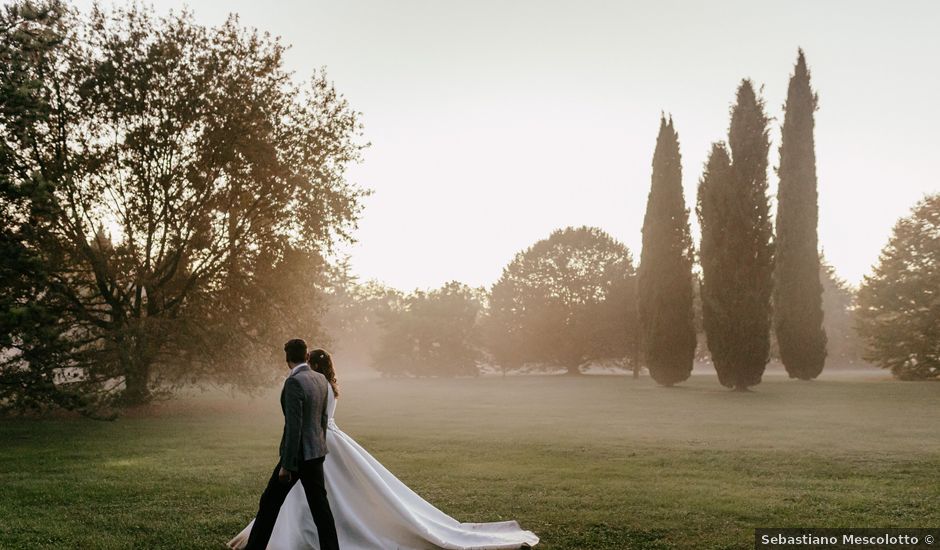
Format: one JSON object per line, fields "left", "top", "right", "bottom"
{"left": 245, "top": 338, "right": 340, "bottom": 550}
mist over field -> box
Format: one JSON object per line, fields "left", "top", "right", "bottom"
{"left": 3, "top": 372, "right": 938, "bottom": 548}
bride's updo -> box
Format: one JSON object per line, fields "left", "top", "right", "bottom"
{"left": 308, "top": 348, "right": 339, "bottom": 397}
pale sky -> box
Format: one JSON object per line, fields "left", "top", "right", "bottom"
{"left": 74, "top": 0, "right": 940, "bottom": 290}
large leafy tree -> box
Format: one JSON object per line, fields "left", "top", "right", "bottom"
{"left": 374, "top": 282, "right": 484, "bottom": 377}
{"left": 774, "top": 50, "right": 827, "bottom": 380}
{"left": 697, "top": 81, "right": 774, "bottom": 391}
{"left": 638, "top": 116, "right": 696, "bottom": 386}
{"left": 487, "top": 226, "right": 637, "bottom": 375}
{"left": 0, "top": 2, "right": 366, "bottom": 413}
{"left": 856, "top": 194, "right": 940, "bottom": 380}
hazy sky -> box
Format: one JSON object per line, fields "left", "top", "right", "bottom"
{"left": 74, "top": 0, "right": 940, "bottom": 290}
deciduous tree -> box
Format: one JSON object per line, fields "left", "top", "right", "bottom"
{"left": 374, "top": 282, "right": 484, "bottom": 377}
{"left": 0, "top": 2, "right": 366, "bottom": 413}
{"left": 487, "top": 227, "right": 637, "bottom": 375}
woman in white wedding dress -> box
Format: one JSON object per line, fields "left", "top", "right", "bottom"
{"left": 228, "top": 350, "right": 539, "bottom": 550}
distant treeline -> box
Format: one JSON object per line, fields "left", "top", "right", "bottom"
{"left": 325, "top": 239, "right": 865, "bottom": 379}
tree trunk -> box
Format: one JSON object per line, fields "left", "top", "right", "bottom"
{"left": 122, "top": 360, "right": 152, "bottom": 405}
{"left": 632, "top": 330, "right": 642, "bottom": 379}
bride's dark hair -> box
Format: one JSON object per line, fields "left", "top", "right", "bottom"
{"left": 308, "top": 348, "right": 339, "bottom": 397}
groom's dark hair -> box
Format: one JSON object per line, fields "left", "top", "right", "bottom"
{"left": 284, "top": 338, "right": 308, "bottom": 364}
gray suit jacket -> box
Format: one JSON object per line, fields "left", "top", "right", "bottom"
{"left": 278, "top": 364, "right": 329, "bottom": 472}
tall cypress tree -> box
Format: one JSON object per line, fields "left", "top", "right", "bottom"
{"left": 638, "top": 116, "right": 696, "bottom": 386}
{"left": 774, "top": 50, "right": 827, "bottom": 380}
{"left": 697, "top": 143, "right": 734, "bottom": 386}
{"left": 697, "top": 80, "right": 774, "bottom": 390}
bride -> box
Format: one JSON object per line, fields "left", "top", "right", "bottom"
{"left": 228, "top": 349, "right": 539, "bottom": 550}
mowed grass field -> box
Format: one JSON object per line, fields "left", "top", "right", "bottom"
{"left": 1, "top": 371, "right": 938, "bottom": 549}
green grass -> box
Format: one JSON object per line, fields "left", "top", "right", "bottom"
{"left": 1, "top": 371, "right": 938, "bottom": 549}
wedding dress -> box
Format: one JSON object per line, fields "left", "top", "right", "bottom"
{"left": 228, "top": 385, "right": 539, "bottom": 549}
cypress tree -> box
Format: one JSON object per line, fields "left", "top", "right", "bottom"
{"left": 638, "top": 116, "right": 696, "bottom": 386}
{"left": 697, "top": 80, "right": 774, "bottom": 390}
{"left": 774, "top": 50, "right": 827, "bottom": 380}
{"left": 697, "top": 143, "right": 734, "bottom": 386}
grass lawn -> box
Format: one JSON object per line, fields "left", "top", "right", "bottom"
{"left": 1, "top": 371, "right": 938, "bottom": 549}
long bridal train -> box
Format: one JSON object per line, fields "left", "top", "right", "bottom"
{"left": 228, "top": 386, "right": 539, "bottom": 550}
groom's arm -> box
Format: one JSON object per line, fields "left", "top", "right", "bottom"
{"left": 280, "top": 377, "right": 304, "bottom": 473}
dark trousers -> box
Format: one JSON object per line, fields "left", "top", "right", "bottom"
{"left": 244, "top": 457, "right": 340, "bottom": 550}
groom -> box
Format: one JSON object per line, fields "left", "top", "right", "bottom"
{"left": 245, "top": 338, "right": 340, "bottom": 550}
